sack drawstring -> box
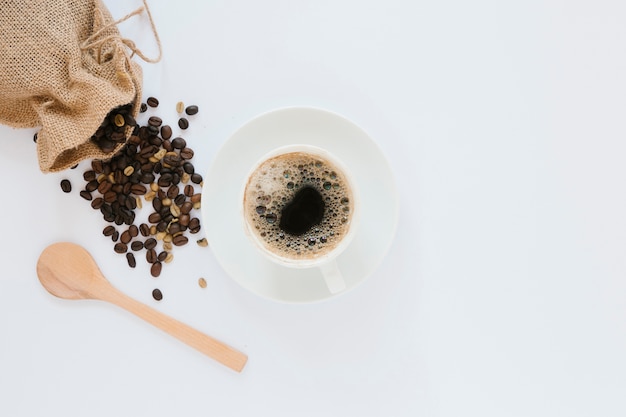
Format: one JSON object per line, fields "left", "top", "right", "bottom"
{"left": 80, "top": 0, "right": 162, "bottom": 64}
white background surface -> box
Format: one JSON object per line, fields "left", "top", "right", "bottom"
{"left": 1, "top": 1, "right": 625, "bottom": 416}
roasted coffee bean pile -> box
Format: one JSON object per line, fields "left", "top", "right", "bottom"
{"left": 66, "top": 98, "right": 203, "bottom": 277}
{"left": 91, "top": 104, "right": 137, "bottom": 153}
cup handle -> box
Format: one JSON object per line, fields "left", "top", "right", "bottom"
{"left": 319, "top": 259, "right": 347, "bottom": 294}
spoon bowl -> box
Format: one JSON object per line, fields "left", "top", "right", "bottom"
{"left": 36, "top": 242, "right": 247, "bottom": 372}
{"left": 37, "top": 242, "right": 102, "bottom": 300}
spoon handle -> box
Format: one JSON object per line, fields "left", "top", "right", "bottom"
{"left": 106, "top": 288, "right": 247, "bottom": 372}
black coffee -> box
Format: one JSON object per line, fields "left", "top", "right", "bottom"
{"left": 279, "top": 186, "right": 325, "bottom": 235}
{"left": 243, "top": 150, "right": 354, "bottom": 261}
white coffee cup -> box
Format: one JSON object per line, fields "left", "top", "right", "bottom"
{"left": 241, "top": 144, "right": 359, "bottom": 294}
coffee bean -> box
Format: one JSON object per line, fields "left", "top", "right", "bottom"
{"left": 97, "top": 180, "right": 112, "bottom": 194}
{"left": 189, "top": 217, "right": 201, "bottom": 234}
{"left": 161, "top": 125, "right": 172, "bottom": 140}
{"left": 140, "top": 103, "right": 148, "bottom": 113}
{"left": 148, "top": 212, "right": 161, "bottom": 223}
{"left": 148, "top": 116, "right": 162, "bottom": 127}
{"left": 157, "top": 251, "right": 167, "bottom": 262}
{"left": 150, "top": 262, "right": 162, "bottom": 278}
{"left": 158, "top": 173, "right": 173, "bottom": 187}
{"left": 128, "top": 224, "right": 138, "bottom": 237}
{"left": 60, "top": 179, "right": 72, "bottom": 193}
{"left": 179, "top": 214, "right": 190, "bottom": 227}
{"left": 79, "top": 190, "right": 92, "bottom": 201}
{"left": 178, "top": 118, "right": 189, "bottom": 130}
{"left": 171, "top": 137, "right": 186, "bottom": 149}
{"left": 131, "top": 241, "right": 144, "bottom": 251}
{"left": 180, "top": 201, "right": 193, "bottom": 215}
{"left": 152, "top": 288, "right": 163, "bottom": 300}
{"left": 167, "top": 185, "right": 179, "bottom": 199}
{"left": 146, "top": 97, "right": 159, "bottom": 108}
{"left": 103, "top": 225, "right": 116, "bottom": 236}
{"left": 92, "top": 160, "right": 104, "bottom": 173}
{"left": 114, "top": 114, "right": 125, "bottom": 127}
{"left": 144, "top": 238, "right": 157, "bottom": 250}
{"left": 139, "top": 223, "right": 150, "bottom": 237}
{"left": 33, "top": 133, "right": 38, "bottom": 143}
{"left": 172, "top": 235, "right": 188, "bottom": 246}
{"left": 180, "top": 147, "right": 194, "bottom": 160}
{"left": 198, "top": 277, "right": 207, "bottom": 288}
{"left": 120, "top": 230, "right": 132, "bottom": 244}
{"left": 197, "top": 238, "right": 208, "bottom": 247}
{"left": 156, "top": 221, "right": 168, "bottom": 233}
{"left": 91, "top": 197, "right": 104, "bottom": 210}
{"left": 126, "top": 253, "right": 136, "bottom": 268}
{"left": 191, "top": 173, "right": 203, "bottom": 184}
{"left": 104, "top": 191, "right": 117, "bottom": 204}
{"left": 130, "top": 184, "right": 147, "bottom": 195}
{"left": 85, "top": 180, "right": 99, "bottom": 192}
{"left": 146, "top": 249, "right": 157, "bottom": 263}
{"left": 114, "top": 242, "right": 128, "bottom": 253}
{"left": 83, "top": 170, "right": 96, "bottom": 182}
{"left": 168, "top": 222, "right": 182, "bottom": 235}
{"left": 185, "top": 105, "right": 199, "bottom": 115}
{"left": 124, "top": 113, "right": 137, "bottom": 127}
{"left": 111, "top": 230, "right": 119, "bottom": 242}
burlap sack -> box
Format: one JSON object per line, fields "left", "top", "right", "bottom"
{"left": 0, "top": 0, "right": 156, "bottom": 172}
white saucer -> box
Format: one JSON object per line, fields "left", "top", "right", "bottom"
{"left": 201, "top": 107, "right": 398, "bottom": 303}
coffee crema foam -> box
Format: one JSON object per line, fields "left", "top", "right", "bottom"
{"left": 243, "top": 151, "right": 353, "bottom": 261}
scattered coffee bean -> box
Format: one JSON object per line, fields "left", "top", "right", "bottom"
{"left": 197, "top": 238, "right": 208, "bottom": 247}
{"left": 180, "top": 148, "right": 194, "bottom": 160}
{"left": 189, "top": 218, "right": 201, "bottom": 234}
{"left": 103, "top": 225, "right": 116, "bottom": 236}
{"left": 148, "top": 116, "right": 162, "bottom": 127}
{"left": 33, "top": 133, "right": 38, "bottom": 143}
{"left": 79, "top": 190, "right": 92, "bottom": 201}
{"left": 160, "top": 125, "right": 172, "bottom": 140}
{"left": 152, "top": 288, "right": 163, "bottom": 300}
{"left": 198, "top": 277, "right": 207, "bottom": 288}
{"left": 176, "top": 101, "right": 185, "bottom": 113}
{"left": 146, "top": 248, "right": 157, "bottom": 263}
{"left": 172, "top": 235, "right": 188, "bottom": 246}
{"left": 60, "top": 179, "right": 72, "bottom": 193}
{"left": 146, "top": 97, "right": 159, "bottom": 108}
{"left": 191, "top": 173, "right": 203, "bottom": 184}
{"left": 157, "top": 251, "right": 168, "bottom": 262}
{"left": 131, "top": 241, "right": 144, "bottom": 251}
{"left": 140, "top": 103, "right": 148, "bottom": 113}
{"left": 151, "top": 262, "right": 162, "bottom": 278}
{"left": 144, "top": 237, "right": 157, "bottom": 250}
{"left": 114, "top": 242, "right": 127, "bottom": 253}
{"left": 178, "top": 117, "right": 189, "bottom": 130}
{"left": 120, "top": 230, "right": 132, "bottom": 244}
{"left": 185, "top": 105, "right": 198, "bottom": 116}
{"left": 91, "top": 197, "right": 104, "bottom": 210}
{"left": 171, "top": 137, "right": 186, "bottom": 149}
{"left": 126, "top": 253, "right": 136, "bottom": 268}
{"left": 139, "top": 223, "right": 150, "bottom": 237}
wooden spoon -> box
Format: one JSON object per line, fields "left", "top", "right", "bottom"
{"left": 36, "top": 242, "right": 247, "bottom": 372}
